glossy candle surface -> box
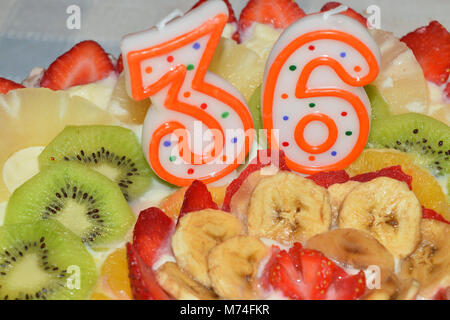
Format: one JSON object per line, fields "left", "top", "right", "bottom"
{"left": 121, "top": 1, "right": 253, "bottom": 186}
{"left": 262, "top": 13, "right": 380, "bottom": 174}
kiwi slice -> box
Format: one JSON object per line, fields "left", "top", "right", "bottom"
{"left": 364, "top": 85, "right": 391, "bottom": 122}
{"left": 368, "top": 113, "right": 450, "bottom": 176}
{"left": 39, "top": 125, "right": 152, "bottom": 200}
{"left": 0, "top": 220, "right": 97, "bottom": 300}
{"left": 4, "top": 162, "right": 135, "bottom": 247}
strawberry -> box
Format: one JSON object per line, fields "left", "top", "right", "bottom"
{"left": 132, "top": 207, "right": 174, "bottom": 267}
{"left": 222, "top": 149, "right": 290, "bottom": 212}
{"left": 126, "top": 243, "right": 170, "bottom": 300}
{"left": 40, "top": 40, "right": 115, "bottom": 90}
{"left": 422, "top": 206, "right": 450, "bottom": 224}
{"left": 350, "top": 165, "right": 413, "bottom": 190}
{"left": 238, "top": 0, "right": 306, "bottom": 36}
{"left": 320, "top": 2, "right": 367, "bottom": 26}
{"left": 326, "top": 270, "right": 366, "bottom": 300}
{"left": 307, "top": 170, "right": 350, "bottom": 188}
{"left": 178, "top": 180, "right": 218, "bottom": 222}
{"left": 401, "top": 21, "right": 450, "bottom": 85}
{"left": 0, "top": 77, "right": 24, "bottom": 94}
{"left": 116, "top": 54, "right": 124, "bottom": 74}
{"left": 191, "top": 0, "right": 237, "bottom": 24}
{"left": 259, "top": 245, "right": 281, "bottom": 290}
{"left": 433, "top": 287, "right": 449, "bottom": 300}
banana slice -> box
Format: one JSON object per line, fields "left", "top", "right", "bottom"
{"left": 155, "top": 262, "right": 218, "bottom": 300}
{"left": 306, "top": 228, "right": 395, "bottom": 279}
{"left": 327, "top": 181, "right": 361, "bottom": 225}
{"left": 171, "top": 209, "right": 244, "bottom": 287}
{"left": 339, "top": 177, "right": 421, "bottom": 259}
{"left": 208, "top": 235, "right": 269, "bottom": 299}
{"left": 247, "top": 171, "right": 332, "bottom": 242}
{"left": 400, "top": 219, "right": 450, "bottom": 299}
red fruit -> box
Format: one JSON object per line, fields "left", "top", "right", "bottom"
{"left": 307, "top": 170, "right": 350, "bottom": 188}
{"left": 268, "top": 250, "right": 305, "bottom": 300}
{"left": 126, "top": 243, "right": 170, "bottom": 300}
{"left": 40, "top": 40, "right": 115, "bottom": 90}
{"left": 321, "top": 2, "right": 367, "bottom": 26}
{"left": 350, "top": 165, "right": 413, "bottom": 190}
{"left": 288, "top": 242, "right": 303, "bottom": 269}
{"left": 259, "top": 245, "right": 281, "bottom": 290}
{"left": 0, "top": 77, "right": 24, "bottom": 94}
{"left": 238, "top": 0, "right": 306, "bottom": 33}
{"left": 132, "top": 207, "right": 174, "bottom": 267}
{"left": 326, "top": 270, "right": 366, "bottom": 300}
{"left": 422, "top": 207, "right": 450, "bottom": 225}
{"left": 222, "top": 149, "right": 290, "bottom": 212}
{"left": 191, "top": 0, "right": 238, "bottom": 24}
{"left": 401, "top": 21, "right": 450, "bottom": 85}
{"left": 116, "top": 54, "right": 124, "bottom": 74}
{"left": 433, "top": 287, "right": 449, "bottom": 300}
{"left": 178, "top": 180, "right": 218, "bottom": 222}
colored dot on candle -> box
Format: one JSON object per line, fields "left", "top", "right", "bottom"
{"left": 354, "top": 65, "right": 362, "bottom": 72}
{"left": 282, "top": 141, "right": 289, "bottom": 147}
{"left": 345, "top": 131, "right": 353, "bottom": 136}
{"left": 187, "top": 64, "right": 195, "bottom": 71}
{"left": 308, "top": 156, "right": 316, "bottom": 161}
{"left": 231, "top": 137, "right": 238, "bottom": 143}
{"left": 281, "top": 93, "right": 289, "bottom": 99}
{"left": 283, "top": 115, "right": 289, "bottom": 121}
{"left": 341, "top": 111, "right": 348, "bottom": 117}
{"left": 222, "top": 155, "right": 227, "bottom": 162}
{"left": 167, "top": 56, "right": 174, "bottom": 63}
{"left": 183, "top": 91, "right": 191, "bottom": 98}
{"left": 309, "top": 103, "right": 316, "bottom": 108}
{"left": 187, "top": 168, "right": 194, "bottom": 175}
{"left": 193, "top": 42, "right": 201, "bottom": 50}
{"left": 340, "top": 52, "right": 346, "bottom": 58}
{"left": 163, "top": 141, "right": 171, "bottom": 147}
{"left": 221, "top": 111, "right": 229, "bottom": 118}
{"left": 200, "top": 103, "right": 207, "bottom": 109}
{"left": 145, "top": 66, "right": 152, "bottom": 74}
{"left": 289, "top": 65, "right": 297, "bottom": 71}
{"left": 331, "top": 151, "right": 337, "bottom": 156}
{"left": 169, "top": 156, "right": 177, "bottom": 162}
{"left": 308, "top": 45, "right": 315, "bottom": 51}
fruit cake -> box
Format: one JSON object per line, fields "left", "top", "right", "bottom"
{"left": 0, "top": 0, "right": 448, "bottom": 300}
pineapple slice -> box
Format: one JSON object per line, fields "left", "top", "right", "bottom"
{"left": 0, "top": 88, "right": 114, "bottom": 202}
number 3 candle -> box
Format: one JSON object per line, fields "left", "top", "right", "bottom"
{"left": 121, "top": 0, "right": 254, "bottom": 186}
{"left": 262, "top": 11, "right": 380, "bottom": 173}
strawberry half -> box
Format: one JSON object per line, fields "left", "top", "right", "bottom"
{"left": 0, "top": 77, "right": 24, "bottom": 94}
{"left": 178, "top": 180, "right": 218, "bottom": 222}
{"left": 40, "top": 40, "right": 115, "bottom": 90}
{"left": 132, "top": 207, "right": 174, "bottom": 267}
{"left": 126, "top": 243, "right": 170, "bottom": 300}
{"left": 238, "top": 0, "right": 306, "bottom": 37}
{"left": 350, "top": 165, "right": 413, "bottom": 190}
{"left": 307, "top": 170, "right": 350, "bottom": 188}
{"left": 401, "top": 21, "right": 450, "bottom": 85}
{"left": 325, "top": 270, "right": 366, "bottom": 300}
{"left": 191, "top": 0, "right": 237, "bottom": 24}
{"left": 320, "top": 2, "right": 367, "bottom": 26}
{"left": 116, "top": 54, "right": 124, "bottom": 74}
{"left": 422, "top": 207, "right": 450, "bottom": 225}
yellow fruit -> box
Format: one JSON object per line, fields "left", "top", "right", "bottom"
{"left": 67, "top": 75, "right": 116, "bottom": 111}
{"left": 346, "top": 149, "right": 449, "bottom": 220}
{"left": 0, "top": 88, "right": 113, "bottom": 202}
{"left": 241, "top": 23, "right": 281, "bottom": 61}
{"left": 91, "top": 247, "right": 132, "bottom": 300}
{"left": 370, "top": 29, "right": 429, "bottom": 116}
{"left": 107, "top": 73, "right": 151, "bottom": 124}
{"left": 209, "top": 37, "right": 265, "bottom": 102}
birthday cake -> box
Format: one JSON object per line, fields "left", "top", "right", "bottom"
{"left": 0, "top": 0, "right": 448, "bottom": 300}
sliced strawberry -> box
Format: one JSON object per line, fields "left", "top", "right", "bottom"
{"left": 116, "top": 54, "right": 124, "bottom": 74}
{"left": 422, "top": 206, "right": 450, "bottom": 224}
{"left": 307, "top": 170, "right": 350, "bottom": 188}
{"left": 326, "top": 270, "right": 366, "bottom": 300}
{"left": 222, "top": 149, "right": 290, "bottom": 212}
{"left": 238, "top": 0, "right": 306, "bottom": 37}
{"left": 259, "top": 245, "right": 281, "bottom": 290}
{"left": 132, "top": 207, "right": 174, "bottom": 267}
{"left": 191, "top": 0, "right": 237, "bottom": 24}
{"left": 126, "top": 243, "right": 170, "bottom": 300}
{"left": 178, "top": 180, "right": 218, "bottom": 222}
{"left": 40, "top": 40, "right": 115, "bottom": 90}
{"left": 0, "top": 77, "right": 24, "bottom": 94}
{"left": 433, "top": 287, "right": 449, "bottom": 300}
{"left": 350, "top": 165, "right": 413, "bottom": 190}
{"left": 401, "top": 21, "right": 450, "bottom": 85}
{"left": 288, "top": 242, "right": 303, "bottom": 269}
{"left": 320, "top": 2, "right": 367, "bottom": 26}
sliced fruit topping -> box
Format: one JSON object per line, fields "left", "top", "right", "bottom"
{"left": 350, "top": 165, "right": 412, "bottom": 189}
{"left": 41, "top": 40, "right": 115, "bottom": 90}
{"left": 4, "top": 162, "right": 135, "bottom": 247}
{"left": 326, "top": 270, "right": 366, "bottom": 300}
{"left": 422, "top": 207, "right": 449, "bottom": 225}
{"left": 364, "top": 85, "right": 391, "bottom": 123}
{"left": 306, "top": 170, "right": 350, "bottom": 189}
{"left": 320, "top": 2, "right": 367, "bottom": 26}
{"left": 192, "top": 0, "right": 237, "bottom": 24}
{"left": 0, "top": 220, "right": 97, "bottom": 300}
{"left": 172, "top": 209, "right": 243, "bottom": 287}
{"left": 433, "top": 287, "right": 449, "bottom": 300}
{"left": 39, "top": 125, "right": 153, "bottom": 200}
{"left": 346, "top": 149, "right": 449, "bottom": 220}
{"left": 0, "top": 77, "right": 24, "bottom": 94}
{"left": 116, "top": 54, "right": 124, "bottom": 74}
{"left": 126, "top": 243, "right": 170, "bottom": 300}
{"left": 401, "top": 21, "right": 450, "bottom": 85}
{"left": 0, "top": 88, "right": 113, "bottom": 202}
{"left": 178, "top": 180, "right": 218, "bottom": 222}
{"left": 133, "top": 207, "right": 174, "bottom": 267}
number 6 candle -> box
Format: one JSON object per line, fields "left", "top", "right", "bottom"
{"left": 262, "top": 11, "right": 380, "bottom": 173}
{"left": 121, "top": 1, "right": 254, "bottom": 186}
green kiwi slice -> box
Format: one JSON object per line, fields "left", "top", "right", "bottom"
{"left": 364, "top": 85, "right": 391, "bottom": 122}
{"left": 0, "top": 220, "right": 97, "bottom": 300}
{"left": 368, "top": 113, "right": 450, "bottom": 176}
{"left": 4, "top": 162, "right": 135, "bottom": 247}
{"left": 39, "top": 125, "right": 152, "bottom": 200}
